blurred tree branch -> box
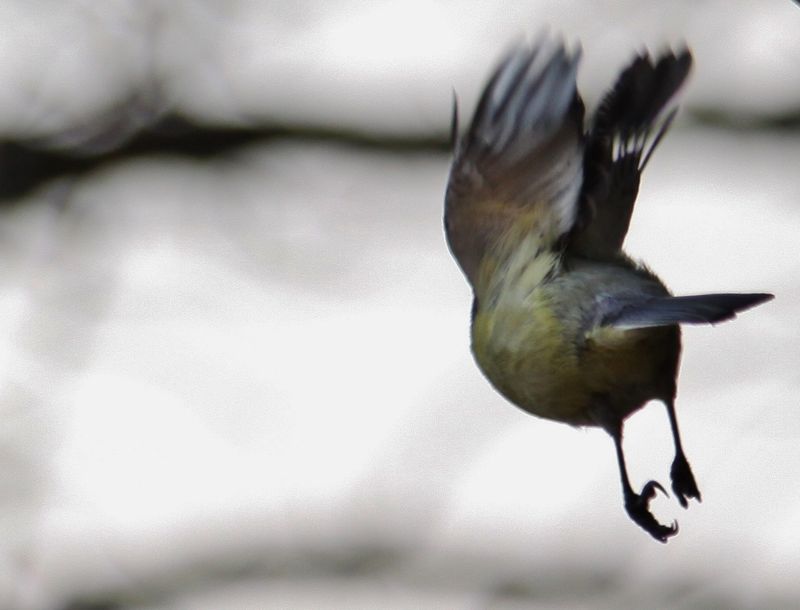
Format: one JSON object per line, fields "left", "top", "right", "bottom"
{"left": 1, "top": 97, "right": 798, "bottom": 203}
{"left": 0, "top": 108, "right": 451, "bottom": 203}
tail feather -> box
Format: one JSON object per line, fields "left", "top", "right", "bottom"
{"left": 604, "top": 293, "right": 774, "bottom": 330}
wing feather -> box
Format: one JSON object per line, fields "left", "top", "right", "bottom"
{"left": 570, "top": 49, "right": 692, "bottom": 260}
{"left": 445, "top": 37, "right": 584, "bottom": 288}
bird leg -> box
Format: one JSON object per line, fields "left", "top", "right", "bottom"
{"left": 611, "top": 421, "right": 678, "bottom": 543}
{"left": 665, "top": 398, "right": 701, "bottom": 508}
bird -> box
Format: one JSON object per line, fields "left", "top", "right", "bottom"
{"left": 443, "top": 35, "right": 773, "bottom": 542}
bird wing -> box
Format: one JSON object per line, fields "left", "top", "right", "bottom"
{"left": 599, "top": 292, "right": 774, "bottom": 330}
{"left": 444, "top": 37, "right": 584, "bottom": 289}
{"left": 569, "top": 49, "right": 693, "bottom": 260}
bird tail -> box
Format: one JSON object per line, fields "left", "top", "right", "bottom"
{"left": 605, "top": 293, "right": 774, "bottom": 330}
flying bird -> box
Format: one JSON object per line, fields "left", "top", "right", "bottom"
{"left": 444, "top": 36, "right": 773, "bottom": 542}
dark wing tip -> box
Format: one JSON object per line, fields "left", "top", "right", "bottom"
{"left": 594, "top": 46, "right": 693, "bottom": 138}
{"left": 572, "top": 44, "right": 694, "bottom": 257}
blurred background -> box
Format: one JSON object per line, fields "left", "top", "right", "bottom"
{"left": 0, "top": 1, "right": 798, "bottom": 608}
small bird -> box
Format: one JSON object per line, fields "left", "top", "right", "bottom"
{"left": 444, "top": 36, "right": 773, "bottom": 542}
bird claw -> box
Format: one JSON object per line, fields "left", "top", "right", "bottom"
{"left": 642, "top": 480, "right": 668, "bottom": 500}
{"left": 625, "top": 480, "right": 678, "bottom": 543}
{"left": 671, "top": 455, "right": 702, "bottom": 508}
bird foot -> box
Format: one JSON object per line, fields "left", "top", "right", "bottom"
{"left": 624, "top": 480, "right": 678, "bottom": 543}
{"left": 671, "top": 454, "right": 702, "bottom": 508}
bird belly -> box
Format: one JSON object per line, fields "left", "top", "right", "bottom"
{"left": 471, "top": 298, "right": 592, "bottom": 425}
{"left": 471, "top": 296, "right": 679, "bottom": 427}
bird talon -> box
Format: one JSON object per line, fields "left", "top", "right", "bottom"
{"left": 671, "top": 454, "right": 702, "bottom": 508}
{"left": 642, "top": 480, "right": 669, "bottom": 499}
{"left": 625, "top": 480, "right": 678, "bottom": 543}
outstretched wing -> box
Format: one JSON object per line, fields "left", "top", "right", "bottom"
{"left": 444, "top": 37, "right": 584, "bottom": 289}
{"left": 570, "top": 49, "right": 693, "bottom": 260}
